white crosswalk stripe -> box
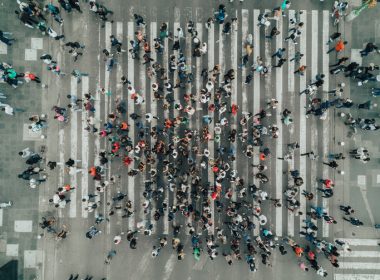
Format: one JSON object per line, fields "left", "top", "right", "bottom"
{"left": 58, "top": 128, "right": 65, "bottom": 218}
{"left": 274, "top": 9, "right": 285, "bottom": 237}
{"left": 54, "top": 9, "right": 337, "bottom": 244}
{"left": 162, "top": 21, "right": 169, "bottom": 235}
{"left": 320, "top": 8, "right": 331, "bottom": 238}
{"left": 336, "top": 238, "right": 380, "bottom": 279}
{"left": 138, "top": 22, "right": 148, "bottom": 230}
{"left": 298, "top": 10, "right": 307, "bottom": 231}
{"left": 81, "top": 76, "right": 90, "bottom": 218}
{"left": 339, "top": 239, "right": 380, "bottom": 246}
{"left": 287, "top": 9, "right": 295, "bottom": 238}
{"left": 127, "top": 21, "right": 136, "bottom": 231}
{"left": 230, "top": 10, "right": 237, "bottom": 203}
{"left": 335, "top": 275, "right": 380, "bottom": 280}
{"left": 339, "top": 251, "right": 380, "bottom": 258}
{"left": 184, "top": 16, "right": 193, "bottom": 234}
{"left": 252, "top": 9, "right": 260, "bottom": 237}
{"left": 69, "top": 76, "right": 78, "bottom": 218}
{"left": 339, "top": 263, "right": 380, "bottom": 270}
{"left": 150, "top": 21, "right": 158, "bottom": 233}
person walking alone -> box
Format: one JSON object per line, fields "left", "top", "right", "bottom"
{"left": 327, "top": 39, "right": 347, "bottom": 54}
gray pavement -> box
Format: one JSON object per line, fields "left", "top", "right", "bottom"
{"left": 0, "top": 1, "right": 380, "bottom": 280}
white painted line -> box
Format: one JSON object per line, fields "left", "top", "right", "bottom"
{"left": 104, "top": 24, "right": 112, "bottom": 226}
{"left": 93, "top": 24, "right": 102, "bottom": 218}
{"left": 114, "top": 21, "right": 124, "bottom": 229}
{"left": 163, "top": 253, "right": 176, "bottom": 280}
{"left": 311, "top": 11, "right": 318, "bottom": 79}
{"left": 150, "top": 21, "right": 158, "bottom": 233}
{"left": 339, "top": 251, "right": 380, "bottom": 258}
{"left": 319, "top": 9, "right": 330, "bottom": 238}
{"left": 339, "top": 239, "right": 380, "bottom": 246}
{"left": 287, "top": 10, "right": 295, "bottom": 92}
{"left": 299, "top": 10, "right": 307, "bottom": 229}
{"left": 351, "top": 49, "right": 363, "bottom": 65}
{"left": 69, "top": 77, "right": 78, "bottom": 218}
{"left": 208, "top": 11, "right": 225, "bottom": 234}
{"left": 230, "top": 10, "right": 238, "bottom": 203}
{"left": 127, "top": 21, "right": 135, "bottom": 230}
{"left": 253, "top": 9, "right": 260, "bottom": 237}
{"left": 58, "top": 128, "right": 65, "bottom": 218}
{"left": 139, "top": 22, "right": 147, "bottom": 226}
{"left": 116, "top": 22, "right": 123, "bottom": 98}
{"left": 184, "top": 17, "right": 193, "bottom": 233}
{"left": 173, "top": 21, "right": 180, "bottom": 227}
{"left": 275, "top": 10, "right": 283, "bottom": 237}
{"left": 359, "top": 188, "right": 375, "bottom": 225}
{"left": 103, "top": 21, "right": 112, "bottom": 228}
{"left": 134, "top": 252, "right": 151, "bottom": 276}
{"left": 287, "top": 10, "right": 295, "bottom": 238}
{"left": 358, "top": 175, "right": 367, "bottom": 186}
{"left": 105, "top": 21, "right": 112, "bottom": 115}
{"left": 0, "top": 42, "right": 7, "bottom": 54}
{"left": 162, "top": 21, "right": 169, "bottom": 235}
{"left": 194, "top": 21, "right": 204, "bottom": 234}
{"left": 193, "top": 253, "right": 208, "bottom": 270}
{"left": 339, "top": 262, "right": 380, "bottom": 270}
{"left": 308, "top": 10, "right": 319, "bottom": 234}
{"left": 335, "top": 274, "right": 380, "bottom": 280}
{"left": 0, "top": 209, "right": 3, "bottom": 226}
{"left": 105, "top": 21, "right": 113, "bottom": 235}
{"left": 322, "top": 11, "right": 329, "bottom": 93}
{"left": 81, "top": 76, "right": 90, "bottom": 218}
{"left": 240, "top": 9, "right": 250, "bottom": 236}
{"left": 253, "top": 9, "right": 260, "bottom": 115}
{"left": 241, "top": 9, "right": 249, "bottom": 108}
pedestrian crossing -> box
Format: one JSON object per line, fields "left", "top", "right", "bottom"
{"left": 335, "top": 239, "right": 380, "bottom": 280}
{"left": 48, "top": 8, "right": 339, "bottom": 241}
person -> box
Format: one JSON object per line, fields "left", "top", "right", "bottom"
{"left": 0, "top": 103, "right": 25, "bottom": 115}
{"left": 0, "top": 30, "right": 15, "bottom": 46}
{"left": 273, "top": 58, "right": 287, "bottom": 68}
{"left": 372, "top": 88, "right": 380, "bottom": 97}
{"left": 360, "top": 42, "right": 378, "bottom": 57}
{"left": 266, "top": 26, "right": 280, "bottom": 39}
{"left": 151, "top": 246, "right": 161, "bottom": 257}
{"left": 14, "top": 10, "right": 38, "bottom": 28}
{"left": 300, "top": 151, "right": 318, "bottom": 160}
{"left": 316, "top": 266, "right": 328, "bottom": 277}
{"left": 47, "top": 27, "right": 65, "bottom": 40}
{"left": 113, "top": 234, "right": 122, "bottom": 244}
{"left": 330, "top": 56, "right": 349, "bottom": 67}
{"left": 68, "top": 0, "right": 82, "bottom": 13}
{"left": 134, "top": 14, "right": 145, "bottom": 26}
{"left": 327, "top": 39, "right": 347, "bottom": 54}
{"left": 323, "top": 160, "right": 338, "bottom": 169}
{"left": 105, "top": 250, "right": 116, "bottom": 264}
{"left": 272, "top": 48, "right": 286, "bottom": 59}
{"left": 326, "top": 32, "right": 341, "bottom": 44}
{"left": 317, "top": 188, "right": 333, "bottom": 198}
{"left": 340, "top": 205, "right": 354, "bottom": 215}
{"left": 299, "top": 261, "right": 309, "bottom": 271}
{"left": 294, "top": 65, "right": 307, "bottom": 75}
{"left": 45, "top": 3, "right": 64, "bottom": 24}
{"left": 9, "top": 2, "right": 372, "bottom": 275}
{"left": 343, "top": 217, "right": 363, "bottom": 226}
{"left": 290, "top": 51, "right": 304, "bottom": 62}
{"left": 301, "top": 190, "right": 314, "bottom": 201}
{"left": 358, "top": 100, "right": 377, "bottom": 110}
{"left": 19, "top": 147, "right": 34, "bottom": 158}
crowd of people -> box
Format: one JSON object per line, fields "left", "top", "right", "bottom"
{"left": 1, "top": 0, "right": 379, "bottom": 278}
